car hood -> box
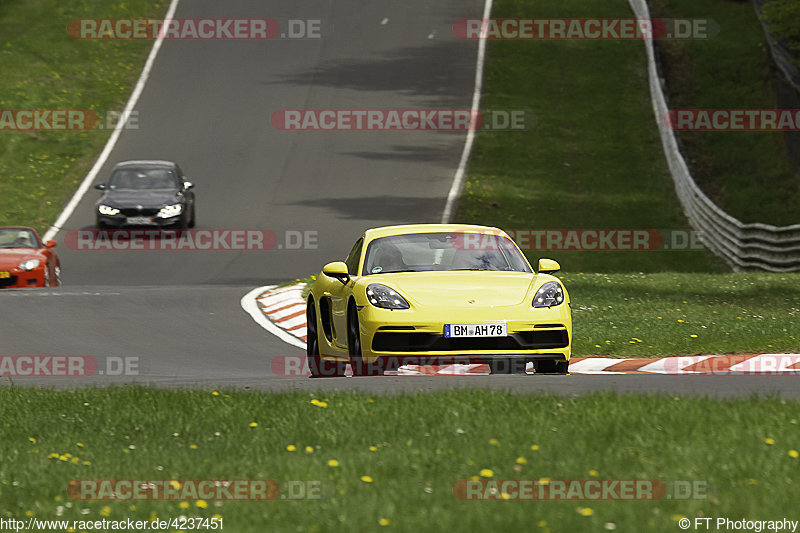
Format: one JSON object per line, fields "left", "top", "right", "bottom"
{"left": 0, "top": 249, "right": 43, "bottom": 268}
{"left": 373, "top": 271, "right": 537, "bottom": 307}
{"left": 99, "top": 190, "right": 180, "bottom": 207}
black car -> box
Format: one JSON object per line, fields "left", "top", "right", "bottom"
{"left": 94, "top": 160, "right": 196, "bottom": 229}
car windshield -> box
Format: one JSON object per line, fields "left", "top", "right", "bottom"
{"left": 362, "top": 232, "right": 531, "bottom": 275}
{"left": 108, "top": 168, "right": 177, "bottom": 190}
{"left": 0, "top": 228, "right": 38, "bottom": 249}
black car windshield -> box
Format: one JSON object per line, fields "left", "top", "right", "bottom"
{"left": 362, "top": 232, "right": 532, "bottom": 275}
{"left": 108, "top": 168, "right": 177, "bottom": 190}
{"left": 0, "top": 228, "right": 38, "bottom": 249}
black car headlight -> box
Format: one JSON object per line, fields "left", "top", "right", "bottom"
{"left": 532, "top": 281, "right": 564, "bottom": 308}
{"left": 98, "top": 204, "right": 120, "bottom": 216}
{"left": 366, "top": 284, "right": 409, "bottom": 309}
{"left": 157, "top": 204, "right": 183, "bottom": 218}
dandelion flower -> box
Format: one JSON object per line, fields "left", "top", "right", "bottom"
{"left": 479, "top": 469, "right": 494, "bottom": 478}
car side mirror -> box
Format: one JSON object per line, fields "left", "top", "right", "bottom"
{"left": 45, "top": 240, "right": 57, "bottom": 249}
{"left": 322, "top": 261, "right": 350, "bottom": 284}
{"left": 538, "top": 258, "right": 560, "bottom": 274}
{"left": 184, "top": 181, "right": 194, "bottom": 190}
{"left": 94, "top": 183, "right": 106, "bottom": 190}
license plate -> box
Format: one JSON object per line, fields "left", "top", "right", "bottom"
{"left": 0, "top": 271, "right": 10, "bottom": 279}
{"left": 126, "top": 216, "right": 154, "bottom": 225}
{"left": 444, "top": 322, "right": 507, "bottom": 337}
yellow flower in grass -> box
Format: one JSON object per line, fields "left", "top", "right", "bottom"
{"left": 479, "top": 469, "right": 494, "bottom": 478}
{"left": 286, "top": 444, "right": 297, "bottom": 452}
{"left": 369, "top": 446, "right": 378, "bottom": 452}
{"left": 328, "top": 459, "right": 340, "bottom": 467}
{"left": 249, "top": 422, "right": 258, "bottom": 428}
{"left": 305, "top": 446, "right": 314, "bottom": 453}
{"left": 577, "top": 507, "right": 594, "bottom": 516}
{"left": 196, "top": 500, "right": 208, "bottom": 509}
{"left": 212, "top": 391, "right": 219, "bottom": 396}
{"left": 515, "top": 457, "right": 527, "bottom": 465}
{"left": 360, "top": 476, "right": 373, "bottom": 483}
{"left": 764, "top": 438, "right": 775, "bottom": 445}
{"left": 538, "top": 477, "right": 550, "bottom": 485}
{"left": 588, "top": 469, "right": 599, "bottom": 477}
{"left": 530, "top": 444, "right": 540, "bottom": 451}
{"left": 179, "top": 502, "right": 190, "bottom": 510}
{"left": 28, "top": 437, "right": 36, "bottom": 443}
{"left": 99, "top": 506, "right": 111, "bottom": 517}
{"left": 189, "top": 444, "right": 198, "bottom": 450}
{"left": 789, "top": 450, "right": 799, "bottom": 459}
{"left": 488, "top": 438, "right": 499, "bottom": 446}
{"left": 310, "top": 399, "right": 328, "bottom": 408}
{"left": 378, "top": 518, "right": 390, "bottom": 526}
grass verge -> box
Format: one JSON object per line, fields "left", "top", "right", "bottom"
{"left": 455, "top": 0, "right": 726, "bottom": 273}
{"left": 2, "top": 388, "right": 798, "bottom": 533}
{"left": 0, "top": 0, "right": 169, "bottom": 235}
{"left": 650, "top": 0, "right": 800, "bottom": 226}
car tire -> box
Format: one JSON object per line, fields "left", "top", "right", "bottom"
{"left": 348, "top": 303, "right": 382, "bottom": 376}
{"left": 188, "top": 204, "right": 196, "bottom": 228}
{"left": 307, "top": 300, "right": 343, "bottom": 378}
{"left": 43, "top": 266, "right": 50, "bottom": 287}
{"left": 536, "top": 360, "right": 569, "bottom": 375}
{"left": 54, "top": 264, "right": 62, "bottom": 287}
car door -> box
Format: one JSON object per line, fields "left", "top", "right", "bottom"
{"left": 328, "top": 237, "right": 363, "bottom": 350}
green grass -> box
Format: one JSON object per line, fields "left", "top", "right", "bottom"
{"left": 455, "top": 0, "right": 726, "bottom": 273}
{"left": 2, "top": 388, "right": 798, "bottom": 532}
{"left": 562, "top": 272, "right": 800, "bottom": 356}
{"left": 651, "top": 0, "right": 800, "bottom": 226}
{"left": 293, "top": 272, "right": 800, "bottom": 357}
{"left": 0, "top": 0, "right": 169, "bottom": 234}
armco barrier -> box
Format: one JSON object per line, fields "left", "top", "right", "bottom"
{"left": 629, "top": 0, "right": 800, "bottom": 271}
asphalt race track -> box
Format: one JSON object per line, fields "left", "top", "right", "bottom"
{"left": 1, "top": 0, "right": 797, "bottom": 398}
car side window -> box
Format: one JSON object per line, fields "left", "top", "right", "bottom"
{"left": 344, "top": 238, "right": 363, "bottom": 276}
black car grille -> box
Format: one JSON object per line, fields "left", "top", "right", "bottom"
{"left": 119, "top": 207, "right": 160, "bottom": 216}
{"left": 371, "top": 329, "right": 569, "bottom": 352}
{"left": 0, "top": 275, "right": 19, "bottom": 288}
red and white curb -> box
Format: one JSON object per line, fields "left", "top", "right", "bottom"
{"left": 243, "top": 284, "right": 800, "bottom": 375}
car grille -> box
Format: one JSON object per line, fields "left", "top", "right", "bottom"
{"left": 0, "top": 275, "right": 19, "bottom": 288}
{"left": 371, "top": 329, "right": 569, "bottom": 352}
{"left": 119, "top": 207, "right": 160, "bottom": 216}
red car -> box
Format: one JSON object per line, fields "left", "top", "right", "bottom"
{"left": 0, "top": 227, "right": 61, "bottom": 288}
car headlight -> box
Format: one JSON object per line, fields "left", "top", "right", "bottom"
{"left": 18, "top": 259, "right": 41, "bottom": 271}
{"left": 158, "top": 204, "right": 183, "bottom": 218}
{"left": 366, "top": 284, "right": 410, "bottom": 310}
{"left": 98, "top": 205, "right": 120, "bottom": 216}
{"left": 532, "top": 281, "right": 565, "bottom": 308}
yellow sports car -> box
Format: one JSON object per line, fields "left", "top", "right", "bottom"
{"left": 306, "top": 224, "right": 572, "bottom": 377}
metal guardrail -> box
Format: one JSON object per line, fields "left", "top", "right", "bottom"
{"left": 629, "top": 0, "right": 800, "bottom": 272}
